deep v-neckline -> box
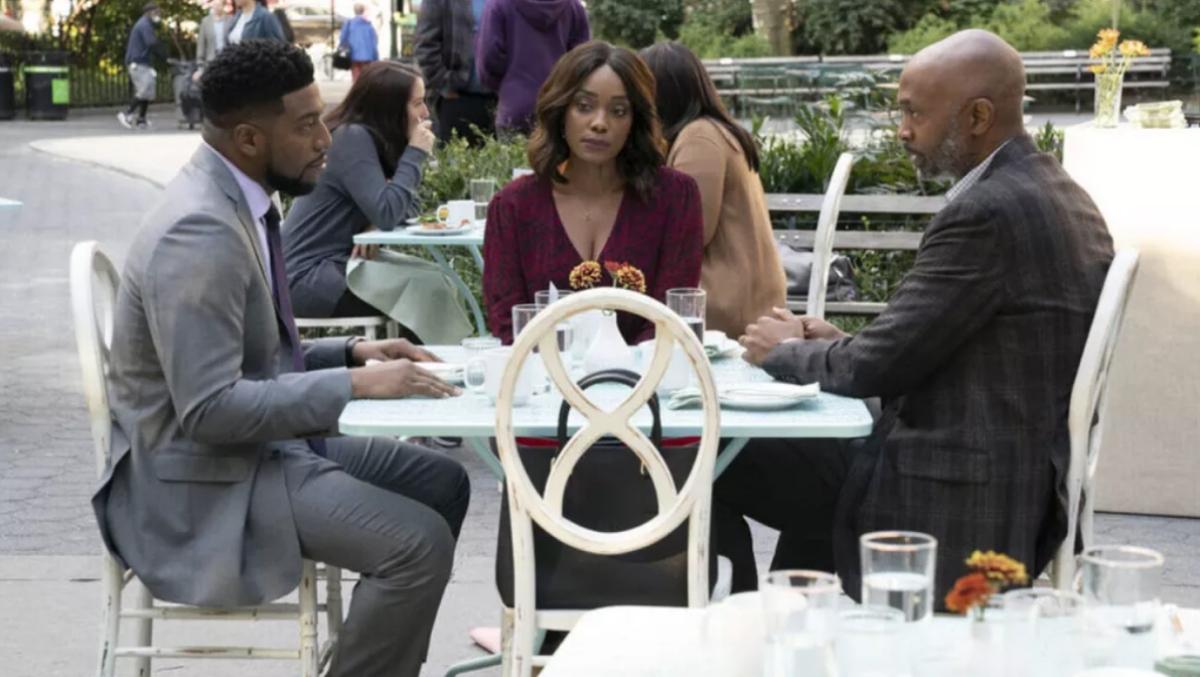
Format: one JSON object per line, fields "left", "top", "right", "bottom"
{"left": 549, "top": 181, "right": 629, "bottom": 263}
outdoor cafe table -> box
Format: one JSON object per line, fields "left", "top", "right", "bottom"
{"left": 541, "top": 599, "right": 1200, "bottom": 676}
{"left": 337, "top": 346, "right": 875, "bottom": 481}
{"left": 353, "top": 225, "right": 487, "bottom": 337}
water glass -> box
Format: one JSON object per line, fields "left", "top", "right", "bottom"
{"left": 461, "top": 336, "right": 502, "bottom": 395}
{"left": 761, "top": 570, "right": 841, "bottom": 677}
{"left": 534, "top": 290, "right": 576, "bottom": 356}
{"left": 1003, "top": 588, "right": 1085, "bottom": 676}
{"left": 1078, "top": 545, "right": 1164, "bottom": 669}
{"left": 666, "top": 288, "right": 706, "bottom": 343}
{"left": 860, "top": 531, "right": 937, "bottom": 623}
{"left": 836, "top": 606, "right": 909, "bottom": 677}
{"left": 469, "top": 178, "right": 496, "bottom": 221}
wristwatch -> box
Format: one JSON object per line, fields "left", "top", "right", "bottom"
{"left": 345, "top": 336, "right": 366, "bottom": 365}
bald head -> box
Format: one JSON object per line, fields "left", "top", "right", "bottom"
{"left": 897, "top": 30, "right": 1026, "bottom": 180}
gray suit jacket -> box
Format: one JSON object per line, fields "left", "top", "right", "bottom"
{"left": 196, "top": 14, "right": 228, "bottom": 62}
{"left": 764, "top": 136, "right": 1114, "bottom": 601}
{"left": 92, "top": 145, "right": 354, "bottom": 607}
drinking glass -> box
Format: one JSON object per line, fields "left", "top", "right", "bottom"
{"left": 461, "top": 336, "right": 502, "bottom": 395}
{"left": 512, "top": 303, "right": 549, "bottom": 390}
{"left": 1078, "top": 545, "right": 1164, "bottom": 669}
{"left": 534, "top": 290, "right": 575, "bottom": 357}
{"left": 761, "top": 570, "right": 841, "bottom": 677}
{"left": 666, "top": 288, "right": 706, "bottom": 343}
{"left": 469, "top": 178, "right": 496, "bottom": 221}
{"left": 1003, "top": 588, "right": 1085, "bottom": 676}
{"left": 860, "top": 531, "right": 937, "bottom": 623}
{"left": 836, "top": 606, "right": 909, "bottom": 677}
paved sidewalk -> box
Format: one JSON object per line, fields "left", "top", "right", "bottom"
{"left": 1, "top": 111, "right": 1197, "bottom": 677}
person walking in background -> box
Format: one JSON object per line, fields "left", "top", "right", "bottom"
{"left": 196, "top": 0, "right": 229, "bottom": 63}
{"left": 118, "top": 3, "right": 166, "bottom": 130}
{"left": 476, "top": 0, "right": 590, "bottom": 136}
{"left": 226, "top": 0, "right": 286, "bottom": 44}
{"left": 340, "top": 3, "right": 379, "bottom": 82}
{"left": 414, "top": 0, "right": 497, "bottom": 144}
{"left": 274, "top": 5, "right": 297, "bottom": 44}
{"left": 641, "top": 42, "right": 786, "bottom": 337}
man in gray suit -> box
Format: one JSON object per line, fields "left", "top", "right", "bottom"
{"left": 93, "top": 40, "right": 470, "bottom": 676}
{"left": 718, "top": 30, "right": 1114, "bottom": 602}
{"left": 195, "top": 0, "right": 229, "bottom": 63}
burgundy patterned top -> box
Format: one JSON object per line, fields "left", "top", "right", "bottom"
{"left": 483, "top": 168, "right": 704, "bottom": 344}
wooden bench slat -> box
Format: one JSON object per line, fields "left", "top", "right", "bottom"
{"left": 775, "top": 229, "right": 923, "bottom": 250}
{"left": 767, "top": 193, "right": 946, "bottom": 215}
{"left": 786, "top": 298, "right": 890, "bottom": 315}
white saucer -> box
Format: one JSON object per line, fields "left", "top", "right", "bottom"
{"left": 404, "top": 224, "right": 474, "bottom": 236}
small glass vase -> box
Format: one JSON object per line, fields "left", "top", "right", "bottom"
{"left": 582, "top": 310, "right": 636, "bottom": 375}
{"left": 967, "top": 597, "right": 1007, "bottom": 677}
{"left": 1094, "top": 72, "right": 1124, "bottom": 128}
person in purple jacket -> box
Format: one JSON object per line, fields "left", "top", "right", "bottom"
{"left": 475, "top": 0, "right": 590, "bottom": 135}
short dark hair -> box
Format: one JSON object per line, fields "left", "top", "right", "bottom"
{"left": 200, "top": 40, "right": 314, "bottom": 128}
{"left": 640, "top": 42, "right": 760, "bottom": 172}
{"left": 527, "top": 41, "right": 666, "bottom": 203}
{"left": 324, "top": 61, "right": 423, "bottom": 177}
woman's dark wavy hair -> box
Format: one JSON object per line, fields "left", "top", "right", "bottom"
{"left": 527, "top": 41, "right": 666, "bottom": 202}
{"left": 640, "top": 42, "right": 760, "bottom": 172}
{"left": 324, "top": 61, "right": 422, "bottom": 177}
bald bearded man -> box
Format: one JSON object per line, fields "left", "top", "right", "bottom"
{"left": 717, "top": 30, "right": 1114, "bottom": 603}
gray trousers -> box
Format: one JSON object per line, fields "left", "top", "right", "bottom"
{"left": 285, "top": 437, "right": 470, "bottom": 677}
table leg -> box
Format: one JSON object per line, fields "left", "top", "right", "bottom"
{"left": 713, "top": 437, "right": 750, "bottom": 480}
{"left": 466, "top": 436, "right": 504, "bottom": 480}
{"left": 423, "top": 244, "right": 488, "bottom": 336}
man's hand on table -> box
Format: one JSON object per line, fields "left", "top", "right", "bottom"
{"left": 348, "top": 339, "right": 461, "bottom": 399}
{"left": 351, "top": 338, "right": 440, "bottom": 366}
{"left": 739, "top": 308, "right": 847, "bottom": 366}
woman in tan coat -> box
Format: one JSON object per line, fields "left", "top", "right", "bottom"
{"left": 641, "top": 42, "right": 786, "bottom": 337}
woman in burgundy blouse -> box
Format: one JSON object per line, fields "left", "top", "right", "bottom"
{"left": 483, "top": 41, "right": 704, "bottom": 344}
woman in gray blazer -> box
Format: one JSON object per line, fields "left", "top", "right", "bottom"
{"left": 283, "top": 61, "right": 436, "bottom": 319}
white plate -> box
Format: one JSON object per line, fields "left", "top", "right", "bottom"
{"left": 417, "top": 361, "right": 464, "bottom": 385}
{"left": 717, "top": 382, "right": 819, "bottom": 411}
{"left": 404, "top": 223, "right": 474, "bottom": 236}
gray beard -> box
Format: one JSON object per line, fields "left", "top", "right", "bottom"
{"left": 912, "top": 121, "right": 965, "bottom": 182}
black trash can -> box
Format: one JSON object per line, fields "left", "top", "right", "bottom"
{"left": 24, "top": 51, "right": 69, "bottom": 121}
{"left": 0, "top": 53, "right": 14, "bottom": 120}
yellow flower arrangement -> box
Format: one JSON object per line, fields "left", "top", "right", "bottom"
{"left": 569, "top": 260, "right": 603, "bottom": 290}
{"left": 1089, "top": 29, "right": 1151, "bottom": 127}
{"left": 945, "top": 550, "right": 1029, "bottom": 619}
{"left": 604, "top": 261, "right": 648, "bottom": 294}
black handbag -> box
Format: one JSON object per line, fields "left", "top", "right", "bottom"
{"left": 495, "top": 369, "right": 716, "bottom": 610}
{"left": 776, "top": 241, "right": 860, "bottom": 302}
{"left": 332, "top": 45, "right": 352, "bottom": 70}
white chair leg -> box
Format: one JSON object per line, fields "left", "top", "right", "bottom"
{"left": 364, "top": 323, "right": 378, "bottom": 340}
{"left": 324, "top": 566, "right": 344, "bottom": 668}
{"left": 500, "top": 608, "right": 516, "bottom": 677}
{"left": 96, "top": 556, "right": 123, "bottom": 677}
{"left": 385, "top": 321, "right": 399, "bottom": 339}
{"left": 131, "top": 581, "right": 154, "bottom": 677}
{"left": 299, "top": 560, "right": 320, "bottom": 677}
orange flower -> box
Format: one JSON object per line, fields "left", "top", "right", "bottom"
{"left": 1097, "top": 28, "right": 1120, "bottom": 50}
{"left": 965, "top": 550, "right": 1029, "bottom": 586}
{"left": 1089, "top": 43, "right": 1110, "bottom": 59}
{"left": 1119, "top": 40, "right": 1150, "bottom": 58}
{"left": 610, "top": 262, "right": 648, "bottom": 294}
{"left": 604, "top": 260, "right": 624, "bottom": 275}
{"left": 1090, "top": 63, "right": 1108, "bottom": 75}
{"left": 945, "top": 572, "right": 993, "bottom": 614}
{"left": 569, "top": 260, "right": 603, "bottom": 290}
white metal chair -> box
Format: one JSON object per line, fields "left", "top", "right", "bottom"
{"left": 70, "top": 241, "right": 345, "bottom": 677}
{"left": 803, "top": 152, "right": 856, "bottom": 320}
{"left": 1052, "top": 249, "right": 1140, "bottom": 590}
{"left": 295, "top": 315, "right": 396, "bottom": 340}
{"left": 495, "top": 288, "right": 721, "bottom": 677}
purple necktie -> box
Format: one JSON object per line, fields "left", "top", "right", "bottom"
{"left": 264, "top": 206, "right": 326, "bottom": 454}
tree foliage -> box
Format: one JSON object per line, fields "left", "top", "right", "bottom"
{"left": 589, "top": 0, "right": 686, "bottom": 49}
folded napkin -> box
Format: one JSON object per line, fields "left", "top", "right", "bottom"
{"left": 666, "top": 382, "right": 820, "bottom": 410}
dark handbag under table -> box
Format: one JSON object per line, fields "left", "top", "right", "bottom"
{"left": 495, "top": 369, "right": 716, "bottom": 610}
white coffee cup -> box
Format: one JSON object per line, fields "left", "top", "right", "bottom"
{"left": 466, "top": 348, "right": 536, "bottom": 406}
{"left": 637, "top": 340, "right": 691, "bottom": 394}
{"left": 436, "top": 199, "right": 475, "bottom": 229}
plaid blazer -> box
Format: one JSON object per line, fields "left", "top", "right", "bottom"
{"left": 763, "top": 135, "right": 1114, "bottom": 604}
{"left": 414, "top": 0, "right": 477, "bottom": 97}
